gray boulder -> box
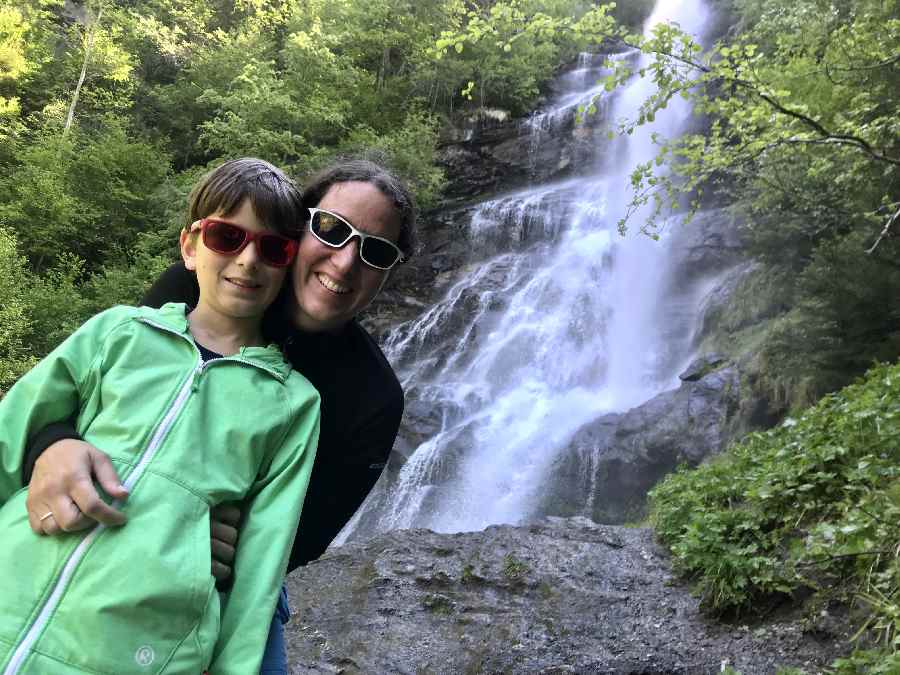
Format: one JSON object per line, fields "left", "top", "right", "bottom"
{"left": 539, "top": 361, "right": 740, "bottom": 524}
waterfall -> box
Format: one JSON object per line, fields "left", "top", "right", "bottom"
{"left": 338, "top": 0, "right": 714, "bottom": 541}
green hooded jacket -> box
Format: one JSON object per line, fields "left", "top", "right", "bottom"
{"left": 0, "top": 303, "right": 320, "bottom": 674}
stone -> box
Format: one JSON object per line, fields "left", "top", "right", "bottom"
{"left": 679, "top": 353, "right": 727, "bottom": 381}
{"left": 538, "top": 362, "right": 742, "bottom": 524}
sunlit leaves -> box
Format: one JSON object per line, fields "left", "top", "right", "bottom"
{"left": 430, "top": 1, "right": 626, "bottom": 115}
{"left": 0, "top": 6, "right": 31, "bottom": 81}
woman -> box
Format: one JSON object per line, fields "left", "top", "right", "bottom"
{"left": 21, "top": 158, "right": 416, "bottom": 674}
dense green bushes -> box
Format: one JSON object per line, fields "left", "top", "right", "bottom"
{"left": 650, "top": 361, "right": 900, "bottom": 671}
{"left": 0, "top": 227, "right": 170, "bottom": 396}
{"left": 0, "top": 117, "right": 171, "bottom": 270}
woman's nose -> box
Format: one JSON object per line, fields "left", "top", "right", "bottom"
{"left": 331, "top": 237, "right": 360, "bottom": 271}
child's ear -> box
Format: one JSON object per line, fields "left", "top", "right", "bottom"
{"left": 180, "top": 224, "right": 199, "bottom": 271}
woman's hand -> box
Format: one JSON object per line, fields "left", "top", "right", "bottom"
{"left": 26, "top": 439, "right": 129, "bottom": 535}
{"left": 26, "top": 438, "right": 241, "bottom": 580}
{"left": 210, "top": 503, "right": 241, "bottom": 582}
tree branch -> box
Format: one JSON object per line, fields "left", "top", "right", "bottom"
{"left": 865, "top": 204, "right": 900, "bottom": 255}
{"left": 827, "top": 52, "right": 900, "bottom": 73}
{"left": 742, "top": 85, "right": 900, "bottom": 167}
{"left": 611, "top": 37, "right": 900, "bottom": 168}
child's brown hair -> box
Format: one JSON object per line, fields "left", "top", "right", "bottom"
{"left": 187, "top": 158, "right": 305, "bottom": 239}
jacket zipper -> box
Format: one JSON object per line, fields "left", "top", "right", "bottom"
{"left": 139, "top": 318, "right": 286, "bottom": 383}
{"left": 4, "top": 318, "right": 284, "bottom": 674}
{"left": 3, "top": 351, "right": 201, "bottom": 675}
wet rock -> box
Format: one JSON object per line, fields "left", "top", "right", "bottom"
{"left": 285, "top": 518, "right": 851, "bottom": 673}
{"left": 679, "top": 353, "right": 727, "bottom": 381}
{"left": 664, "top": 209, "right": 745, "bottom": 292}
{"left": 694, "top": 262, "right": 756, "bottom": 344}
{"left": 539, "top": 362, "right": 741, "bottom": 524}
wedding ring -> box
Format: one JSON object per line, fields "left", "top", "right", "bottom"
{"left": 39, "top": 511, "right": 54, "bottom": 522}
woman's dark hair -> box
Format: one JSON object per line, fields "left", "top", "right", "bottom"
{"left": 187, "top": 158, "right": 304, "bottom": 238}
{"left": 302, "top": 158, "right": 418, "bottom": 259}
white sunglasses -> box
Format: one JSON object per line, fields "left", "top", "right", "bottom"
{"left": 307, "top": 207, "right": 405, "bottom": 271}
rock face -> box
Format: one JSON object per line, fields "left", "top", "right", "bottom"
{"left": 665, "top": 210, "right": 745, "bottom": 288}
{"left": 285, "top": 518, "right": 850, "bottom": 674}
{"left": 539, "top": 360, "right": 741, "bottom": 524}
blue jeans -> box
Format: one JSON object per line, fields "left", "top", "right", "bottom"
{"left": 259, "top": 585, "right": 291, "bottom": 674}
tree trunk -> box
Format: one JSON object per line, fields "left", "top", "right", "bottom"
{"left": 378, "top": 46, "right": 390, "bottom": 91}
{"left": 63, "top": 4, "right": 103, "bottom": 136}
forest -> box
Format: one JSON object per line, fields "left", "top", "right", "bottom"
{"left": 1, "top": 0, "right": 898, "bottom": 670}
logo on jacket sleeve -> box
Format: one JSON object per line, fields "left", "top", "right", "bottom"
{"left": 135, "top": 645, "right": 155, "bottom": 667}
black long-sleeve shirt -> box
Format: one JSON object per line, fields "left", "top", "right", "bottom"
{"left": 23, "top": 263, "right": 404, "bottom": 573}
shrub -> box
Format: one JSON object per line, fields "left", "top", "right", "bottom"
{"left": 650, "top": 361, "right": 900, "bottom": 667}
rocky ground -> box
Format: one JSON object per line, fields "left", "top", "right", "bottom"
{"left": 284, "top": 518, "right": 851, "bottom": 674}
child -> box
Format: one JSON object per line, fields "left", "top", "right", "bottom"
{"left": 0, "top": 158, "right": 320, "bottom": 674}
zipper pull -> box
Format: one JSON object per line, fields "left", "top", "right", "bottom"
{"left": 191, "top": 364, "right": 203, "bottom": 393}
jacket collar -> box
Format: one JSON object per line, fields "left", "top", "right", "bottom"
{"left": 139, "top": 303, "right": 294, "bottom": 381}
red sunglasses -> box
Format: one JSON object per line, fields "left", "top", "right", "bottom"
{"left": 195, "top": 219, "right": 299, "bottom": 268}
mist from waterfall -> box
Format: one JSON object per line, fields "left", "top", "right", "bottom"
{"left": 338, "top": 0, "right": 712, "bottom": 540}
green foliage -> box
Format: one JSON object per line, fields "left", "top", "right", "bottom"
{"left": 78, "top": 239, "right": 172, "bottom": 316}
{"left": 832, "top": 648, "right": 900, "bottom": 674}
{"left": 601, "top": 0, "right": 899, "bottom": 270}
{"left": 0, "top": 116, "right": 171, "bottom": 270}
{"left": 757, "top": 232, "right": 900, "bottom": 404}
{"left": 650, "top": 360, "right": 900, "bottom": 668}
{"left": 572, "top": 0, "right": 900, "bottom": 403}
{"left": 702, "top": 232, "right": 900, "bottom": 412}
{"left": 16, "top": 2, "right": 136, "bottom": 128}
{"left": 501, "top": 553, "right": 529, "bottom": 580}
{"left": 430, "top": 1, "right": 642, "bottom": 115}
{"left": 0, "top": 0, "right": 467, "bottom": 394}
{"left": 0, "top": 240, "right": 171, "bottom": 385}
{"left": 21, "top": 252, "right": 92, "bottom": 356}
{"left": 336, "top": 109, "right": 445, "bottom": 210}
{"left": 197, "top": 56, "right": 315, "bottom": 163}
{"left": 0, "top": 228, "right": 36, "bottom": 393}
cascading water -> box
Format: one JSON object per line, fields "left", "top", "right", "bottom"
{"left": 338, "top": 0, "right": 714, "bottom": 542}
